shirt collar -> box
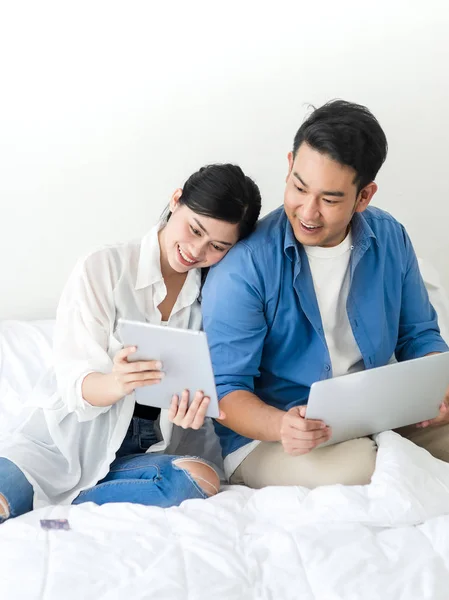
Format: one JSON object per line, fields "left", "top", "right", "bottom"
{"left": 350, "top": 210, "right": 377, "bottom": 249}
{"left": 283, "top": 209, "right": 378, "bottom": 264}
{"left": 283, "top": 217, "right": 300, "bottom": 263}
{"left": 135, "top": 222, "right": 165, "bottom": 290}
{"left": 135, "top": 222, "right": 201, "bottom": 304}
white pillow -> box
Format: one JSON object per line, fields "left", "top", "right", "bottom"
{"left": 0, "top": 320, "right": 54, "bottom": 437}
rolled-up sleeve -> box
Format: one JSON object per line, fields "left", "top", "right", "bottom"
{"left": 202, "top": 244, "right": 267, "bottom": 400}
{"left": 53, "top": 251, "right": 117, "bottom": 422}
{"left": 395, "top": 228, "right": 449, "bottom": 361}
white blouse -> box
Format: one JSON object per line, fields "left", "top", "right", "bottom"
{"left": 0, "top": 223, "right": 202, "bottom": 508}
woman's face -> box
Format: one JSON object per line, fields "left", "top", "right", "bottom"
{"left": 160, "top": 190, "right": 240, "bottom": 274}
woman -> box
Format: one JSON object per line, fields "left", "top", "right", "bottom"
{"left": 0, "top": 163, "right": 261, "bottom": 522}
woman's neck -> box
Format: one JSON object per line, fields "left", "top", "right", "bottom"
{"left": 158, "top": 227, "right": 186, "bottom": 282}
{"left": 157, "top": 227, "right": 188, "bottom": 321}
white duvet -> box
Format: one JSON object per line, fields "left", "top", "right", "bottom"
{"left": 1, "top": 431, "right": 449, "bottom": 600}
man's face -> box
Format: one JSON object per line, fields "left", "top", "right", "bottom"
{"left": 284, "top": 143, "right": 376, "bottom": 247}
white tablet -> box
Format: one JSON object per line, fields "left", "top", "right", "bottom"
{"left": 306, "top": 352, "right": 449, "bottom": 447}
{"left": 117, "top": 319, "right": 220, "bottom": 418}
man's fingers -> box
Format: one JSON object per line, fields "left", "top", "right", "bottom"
{"left": 285, "top": 425, "right": 331, "bottom": 441}
{"left": 284, "top": 431, "right": 331, "bottom": 455}
{"left": 417, "top": 403, "right": 448, "bottom": 428}
{"left": 287, "top": 406, "right": 326, "bottom": 431}
{"left": 288, "top": 416, "right": 326, "bottom": 432}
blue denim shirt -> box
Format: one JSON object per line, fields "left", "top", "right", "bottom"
{"left": 202, "top": 206, "right": 449, "bottom": 458}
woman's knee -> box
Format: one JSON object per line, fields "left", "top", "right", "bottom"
{"left": 0, "top": 458, "right": 34, "bottom": 520}
{"left": 173, "top": 458, "right": 220, "bottom": 496}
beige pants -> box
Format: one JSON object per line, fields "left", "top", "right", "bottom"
{"left": 230, "top": 423, "right": 449, "bottom": 488}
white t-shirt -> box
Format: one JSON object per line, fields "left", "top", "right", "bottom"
{"left": 0, "top": 223, "right": 202, "bottom": 507}
{"left": 305, "top": 230, "right": 364, "bottom": 378}
{"left": 224, "top": 230, "right": 364, "bottom": 479}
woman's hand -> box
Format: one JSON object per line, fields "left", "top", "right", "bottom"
{"left": 112, "top": 346, "right": 164, "bottom": 398}
{"left": 168, "top": 389, "right": 225, "bottom": 429}
{"left": 82, "top": 347, "right": 164, "bottom": 407}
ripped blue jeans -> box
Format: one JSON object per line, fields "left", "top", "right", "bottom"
{"left": 0, "top": 417, "right": 216, "bottom": 523}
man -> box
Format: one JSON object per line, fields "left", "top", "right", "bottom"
{"left": 201, "top": 100, "right": 449, "bottom": 488}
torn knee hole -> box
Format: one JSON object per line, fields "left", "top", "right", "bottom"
{"left": 0, "top": 493, "right": 10, "bottom": 519}
{"left": 173, "top": 459, "right": 220, "bottom": 496}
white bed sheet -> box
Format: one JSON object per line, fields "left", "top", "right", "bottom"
{"left": 1, "top": 432, "right": 449, "bottom": 599}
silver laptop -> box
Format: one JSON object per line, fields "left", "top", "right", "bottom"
{"left": 306, "top": 352, "right": 449, "bottom": 447}
{"left": 118, "top": 319, "right": 220, "bottom": 418}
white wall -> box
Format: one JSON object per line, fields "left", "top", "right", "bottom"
{"left": 1, "top": 0, "right": 448, "bottom": 319}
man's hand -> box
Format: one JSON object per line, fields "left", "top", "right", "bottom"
{"left": 417, "top": 384, "right": 449, "bottom": 428}
{"left": 280, "top": 406, "right": 331, "bottom": 455}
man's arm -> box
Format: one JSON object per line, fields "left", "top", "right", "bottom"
{"left": 202, "top": 243, "right": 271, "bottom": 436}
{"left": 202, "top": 244, "right": 330, "bottom": 453}
{"left": 395, "top": 227, "right": 448, "bottom": 361}
{"left": 218, "top": 390, "right": 284, "bottom": 441}
{"left": 218, "top": 390, "right": 330, "bottom": 453}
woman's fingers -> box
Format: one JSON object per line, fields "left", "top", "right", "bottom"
{"left": 122, "top": 370, "right": 163, "bottom": 383}
{"left": 169, "top": 390, "right": 211, "bottom": 429}
{"left": 179, "top": 391, "right": 210, "bottom": 430}
{"left": 140, "top": 385, "right": 218, "bottom": 429}
{"left": 113, "top": 346, "right": 137, "bottom": 363}
{"left": 168, "top": 394, "right": 179, "bottom": 422}
{"left": 120, "top": 360, "right": 163, "bottom": 374}
{"left": 178, "top": 389, "right": 190, "bottom": 418}
{"left": 190, "top": 395, "right": 210, "bottom": 430}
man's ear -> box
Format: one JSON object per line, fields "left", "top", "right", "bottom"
{"left": 169, "top": 188, "right": 183, "bottom": 213}
{"left": 355, "top": 182, "right": 378, "bottom": 213}
{"left": 286, "top": 151, "right": 294, "bottom": 183}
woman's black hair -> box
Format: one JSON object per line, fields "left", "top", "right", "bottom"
{"left": 293, "top": 100, "right": 388, "bottom": 192}
{"left": 163, "top": 163, "right": 262, "bottom": 290}
{"left": 163, "top": 163, "right": 261, "bottom": 240}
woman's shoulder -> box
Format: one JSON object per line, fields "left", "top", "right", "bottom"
{"left": 61, "top": 238, "right": 144, "bottom": 301}
{"left": 77, "top": 238, "right": 142, "bottom": 277}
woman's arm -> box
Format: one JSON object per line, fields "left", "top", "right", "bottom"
{"left": 53, "top": 250, "right": 122, "bottom": 420}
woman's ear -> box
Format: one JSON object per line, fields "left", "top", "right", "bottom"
{"left": 169, "top": 189, "right": 183, "bottom": 213}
